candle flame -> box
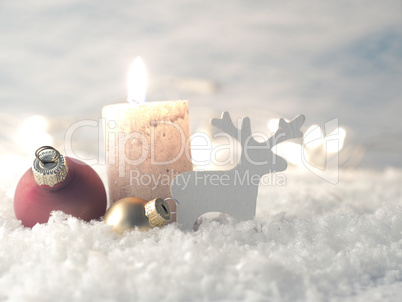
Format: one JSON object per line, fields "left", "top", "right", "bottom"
{"left": 127, "top": 57, "right": 147, "bottom": 104}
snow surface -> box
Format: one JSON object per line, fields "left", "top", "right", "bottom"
{"left": 1, "top": 168, "right": 402, "bottom": 301}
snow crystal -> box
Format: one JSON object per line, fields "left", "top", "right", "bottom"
{"left": 1, "top": 169, "right": 402, "bottom": 301}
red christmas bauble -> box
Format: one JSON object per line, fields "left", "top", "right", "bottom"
{"left": 14, "top": 146, "right": 107, "bottom": 227}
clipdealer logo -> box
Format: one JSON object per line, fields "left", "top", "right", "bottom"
{"left": 64, "top": 117, "right": 343, "bottom": 185}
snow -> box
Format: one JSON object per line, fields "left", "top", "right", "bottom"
{"left": 1, "top": 168, "right": 402, "bottom": 301}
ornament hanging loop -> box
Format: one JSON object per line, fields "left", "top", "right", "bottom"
{"left": 164, "top": 197, "right": 179, "bottom": 214}
{"left": 35, "top": 146, "right": 60, "bottom": 164}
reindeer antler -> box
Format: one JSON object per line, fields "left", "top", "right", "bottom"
{"left": 212, "top": 112, "right": 305, "bottom": 148}
{"left": 268, "top": 114, "right": 305, "bottom": 147}
{"left": 211, "top": 112, "right": 252, "bottom": 144}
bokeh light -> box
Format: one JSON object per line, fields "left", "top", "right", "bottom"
{"left": 16, "top": 115, "right": 53, "bottom": 156}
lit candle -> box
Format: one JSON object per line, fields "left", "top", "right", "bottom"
{"left": 102, "top": 57, "right": 192, "bottom": 205}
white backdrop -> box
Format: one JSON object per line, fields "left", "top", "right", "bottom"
{"left": 0, "top": 0, "right": 401, "bottom": 167}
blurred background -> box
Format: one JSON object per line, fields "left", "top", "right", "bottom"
{"left": 0, "top": 0, "right": 401, "bottom": 180}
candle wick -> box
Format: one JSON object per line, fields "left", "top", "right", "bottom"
{"left": 128, "top": 99, "right": 142, "bottom": 105}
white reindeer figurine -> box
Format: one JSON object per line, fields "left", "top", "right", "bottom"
{"left": 170, "top": 111, "right": 305, "bottom": 230}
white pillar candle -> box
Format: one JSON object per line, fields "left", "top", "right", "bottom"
{"left": 102, "top": 58, "right": 192, "bottom": 205}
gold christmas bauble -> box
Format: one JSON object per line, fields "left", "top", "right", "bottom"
{"left": 104, "top": 197, "right": 151, "bottom": 232}
{"left": 104, "top": 197, "right": 171, "bottom": 233}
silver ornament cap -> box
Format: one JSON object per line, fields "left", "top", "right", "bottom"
{"left": 32, "top": 146, "right": 68, "bottom": 187}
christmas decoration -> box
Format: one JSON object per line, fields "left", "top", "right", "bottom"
{"left": 104, "top": 197, "right": 172, "bottom": 232}
{"left": 14, "top": 146, "right": 107, "bottom": 227}
{"left": 171, "top": 111, "right": 305, "bottom": 230}
{"left": 102, "top": 57, "right": 192, "bottom": 205}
